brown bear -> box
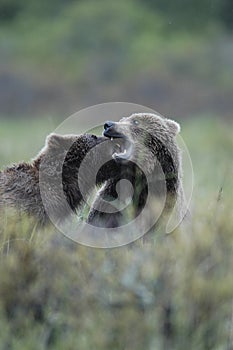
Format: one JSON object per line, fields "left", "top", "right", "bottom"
{"left": 87, "top": 113, "right": 186, "bottom": 233}
{"left": 0, "top": 133, "right": 119, "bottom": 226}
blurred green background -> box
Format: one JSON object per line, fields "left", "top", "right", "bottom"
{"left": 0, "top": 0, "right": 233, "bottom": 119}
{"left": 0, "top": 1, "right": 233, "bottom": 349}
{"left": 0, "top": 0, "right": 232, "bottom": 205}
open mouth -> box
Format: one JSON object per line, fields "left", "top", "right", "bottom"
{"left": 103, "top": 130, "right": 132, "bottom": 161}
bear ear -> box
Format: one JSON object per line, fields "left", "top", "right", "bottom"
{"left": 46, "top": 133, "right": 66, "bottom": 149}
{"left": 166, "top": 119, "right": 181, "bottom": 136}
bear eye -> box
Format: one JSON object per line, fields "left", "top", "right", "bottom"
{"left": 133, "top": 120, "right": 139, "bottom": 125}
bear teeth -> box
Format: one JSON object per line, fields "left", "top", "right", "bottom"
{"left": 111, "top": 137, "right": 113, "bottom": 141}
{"left": 123, "top": 149, "right": 127, "bottom": 154}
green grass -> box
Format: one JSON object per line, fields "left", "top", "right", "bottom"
{"left": 0, "top": 116, "right": 232, "bottom": 349}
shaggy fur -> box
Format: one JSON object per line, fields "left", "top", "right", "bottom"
{"left": 0, "top": 133, "right": 117, "bottom": 226}
{"left": 87, "top": 113, "right": 185, "bottom": 231}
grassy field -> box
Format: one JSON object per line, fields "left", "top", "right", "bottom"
{"left": 0, "top": 116, "right": 232, "bottom": 349}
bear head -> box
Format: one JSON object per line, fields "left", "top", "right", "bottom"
{"left": 103, "top": 113, "right": 181, "bottom": 175}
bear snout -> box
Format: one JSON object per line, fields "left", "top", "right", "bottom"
{"left": 104, "top": 121, "right": 115, "bottom": 130}
{"left": 103, "top": 121, "right": 124, "bottom": 139}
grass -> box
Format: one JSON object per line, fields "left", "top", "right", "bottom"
{"left": 0, "top": 115, "right": 232, "bottom": 349}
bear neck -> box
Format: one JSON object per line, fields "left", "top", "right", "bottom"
{"left": 145, "top": 134, "right": 179, "bottom": 195}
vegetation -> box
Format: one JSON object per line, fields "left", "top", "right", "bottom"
{"left": 0, "top": 0, "right": 232, "bottom": 347}
{"left": 0, "top": 117, "right": 232, "bottom": 349}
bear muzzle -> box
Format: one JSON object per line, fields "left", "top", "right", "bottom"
{"left": 102, "top": 121, "right": 133, "bottom": 162}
